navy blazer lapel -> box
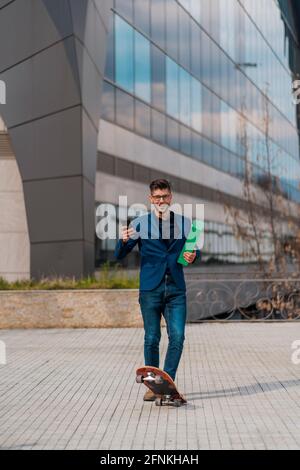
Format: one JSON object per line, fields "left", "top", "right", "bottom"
{"left": 148, "top": 211, "right": 167, "bottom": 251}
{"left": 148, "top": 210, "right": 186, "bottom": 252}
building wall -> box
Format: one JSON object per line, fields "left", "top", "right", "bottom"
{"left": 96, "top": 0, "right": 300, "bottom": 268}
{"left": 0, "top": 117, "right": 30, "bottom": 281}
{"left": 0, "top": 0, "right": 113, "bottom": 280}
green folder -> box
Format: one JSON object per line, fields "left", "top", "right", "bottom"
{"left": 177, "top": 219, "right": 204, "bottom": 266}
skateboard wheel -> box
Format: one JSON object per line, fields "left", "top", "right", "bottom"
{"left": 173, "top": 399, "right": 182, "bottom": 407}
{"left": 136, "top": 374, "right": 144, "bottom": 384}
{"left": 154, "top": 375, "right": 163, "bottom": 385}
{"left": 155, "top": 397, "right": 163, "bottom": 406}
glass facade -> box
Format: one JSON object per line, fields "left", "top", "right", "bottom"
{"left": 100, "top": 0, "right": 300, "bottom": 264}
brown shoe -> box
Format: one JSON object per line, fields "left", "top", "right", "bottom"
{"left": 143, "top": 389, "right": 156, "bottom": 401}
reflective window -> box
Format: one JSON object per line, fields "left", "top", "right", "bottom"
{"left": 211, "top": 94, "right": 221, "bottom": 144}
{"left": 115, "top": 0, "right": 133, "bottom": 21}
{"left": 150, "top": 0, "right": 165, "bottom": 49}
{"left": 108, "top": 4, "right": 300, "bottom": 205}
{"left": 151, "top": 108, "right": 166, "bottom": 144}
{"left": 178, "top": 0, "right": 190, "bottom": 12}
{"left": 221, "top": 101, "right": 237, "bottom": 154}
{"left": 211, "top": 141, "right": 221, "bottom": 171}
{"left": 101, "top": 81, "right": 115, "bottom": 122}
{"left": 104, "top": 13, "right": 114, "bottom": 81}
{"left": 179, "top": 67, "right": 191, "bottom": 126}
{"left": 200, "top": 30, "right": 211, "bottom": 87}
{"left": 202, "top": 137, "right": 212, "bottom": 165}
{"left": 134, "top": 0, "right": 150, "bottom": 35}
{"left": 166, "top": 57, "right": 179, "bottom": 120}
{"left": 190, "top": 21, "right": 201, "bottom": 80}
{"left": 190, "top": 1, "right": 201, "bottom": 23}
{"left": 115, "top": 15, "right": 134, "bottom": 92}
{"left": 116, "top": 88, "right": 134, "bottom": 129}
{"left": 210, "top": 0, "right": 220, "bottom": 42}
{"left": 202, "top": 87, "right": 212, "bottom": 139}
{"left": 191, "top": 76, "right": 202, "bottom": 132}
{"left": 166, "top": 0, "right": 178, "bottom": 61}
{"left": 134, "top": 30, "right": 151, "bottom": 102}
{"left": 179, "top": 0, "right": 202, "bottom": 24}
{"left": 192, "top": 131, "right": 202, "bottom": 161}
{"left": 167, "top": 117, "right": 179, "bottom": 151}
{"left": 179, "top": 7, "right": 190, "bottom": 70}
{"left": 219, "top": 0, "right": 236, "bottom": 60}
{"left": 135, "top": 99, "right": 151, "bottom": 137}
{"left": 151, "top": 44, "right": 166, "bottom": 111}
{"left": 180, "top": 125, "right": 192, "bottom": 156}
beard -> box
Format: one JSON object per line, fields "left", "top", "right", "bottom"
{"left": 154, "top": 203, "right": 170, "bottom": 214}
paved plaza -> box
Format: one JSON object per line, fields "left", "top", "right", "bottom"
{"left": 0, "top": 323, "right": 300, "bottom": 450}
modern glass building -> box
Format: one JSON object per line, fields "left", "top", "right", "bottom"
{"left": 0, "top": 0, "right": 300, "bottom": 280}
{"left": 96, "top": 0, "right": 300, "bottom": 268}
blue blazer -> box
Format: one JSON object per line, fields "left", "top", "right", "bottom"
{"left": 114, "top": 211, "right": 201, "bottom": 291}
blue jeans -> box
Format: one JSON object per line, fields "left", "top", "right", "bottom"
{"left": 138, "top": 272, "right": 187, "bottom": 381}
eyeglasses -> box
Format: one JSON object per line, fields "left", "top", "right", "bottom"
{"left": 151, "top": 193, "right": 171, "bottom": 202}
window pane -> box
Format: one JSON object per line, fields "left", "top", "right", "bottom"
{"left": 166, "top": 0, "right": 178, "bottom": 61}
{"left": 192, "top": 132, "right": 202, "bottom": 160}
{"left": 219, "top": 0, "right": 236, "bottom": 60}
{"left": 178, "top": 0, "right": 190, "bottom": 11}
{"left": 134, "top": 30, "right": 151, "bottom": 102}
{"left": 211, "top": 141, "right": 221, "bottom": 170}
{"left": 202, "top": 87, "right": 212, "bottom": 139}
{"left": 101, "top": 81, "right": 115, "bottom": 122}
{"left": 104, "top": 13, "right": 114, "bottom": 81}
{"left": 151, "top": 45, "right": 166, "bottom": 111}
{"left": 191, "top": 76, "right": 202, "bottom": 132}
{"left": 167, "top": 117, "right": 179, "bottom": 150}
{"left": 179, "top": 7, "right": 190, "bottom": 70}
{"left": 200, "top": 30, "right": 211, "bottom": 87}
{"left": 190, "top": 0, "right": 201, "bottom": 23}
{"left": 211, "top": 94, "right": 221, "bottom": 143}
{"left": 191, "top": 21, "right": 201, "bottom": 79}
{"left": 166, "top": 57, "right": 179, "bottom": 119}
{"left": 115, "top": 0, "right": 133, "bottom": 22}
{"left": 115, "top": 15, "right": 134, "bottom": 93}
{"left": 135, "top": 99, "right": 151, "bottom": 137}
{"left": 150, "top": 0, "right": 165, "bottom": 49}
{"left": 151, "top": 108, "right": 166, "bottom": 144}
{"left": 179, "top": 66, "right": 190, "bottom": 126}
{"left": 116, "top": 88, "right": 134, "bottom": 129}
{"left": 134, "top": 0, "right": 150, "bottom": 35}
{"left": 202, "top": 137, "right": 212, "bottom": 165}
{"left": 180, "top": 125, "right": 191, "bottom": 155}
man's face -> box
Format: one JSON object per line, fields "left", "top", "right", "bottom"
{"left": 149, "top": 189, "right": 172, "bottom": 213}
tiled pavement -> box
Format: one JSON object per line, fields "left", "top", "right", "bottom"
{"left": 0, "top": 323, "right": 300, "bottom": 450}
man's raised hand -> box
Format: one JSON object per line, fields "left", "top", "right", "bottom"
{"left": 121, "top": 225, "right": 136, "bottom": 243}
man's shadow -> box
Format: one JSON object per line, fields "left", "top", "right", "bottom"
{"left": 185, "top": 378, "right": 300, "bottom": 401}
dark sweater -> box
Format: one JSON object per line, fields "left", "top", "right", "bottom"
{"left": 158, "top": 211, "right": 175, "bottom": 275}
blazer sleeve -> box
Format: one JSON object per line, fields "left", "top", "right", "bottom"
{"left": 191, "top": 248, "right": 201, "bottom": 264}
{"left": 114, "top": 220, "right": 140, "bottom": 260}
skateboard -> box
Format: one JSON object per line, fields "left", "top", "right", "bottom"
{"left": 136, "top": 366, "right": 187, "bottom": 407}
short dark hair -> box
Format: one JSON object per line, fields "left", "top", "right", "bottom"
{"left": 149, "top": 178, "right": 172, "bottom": 193}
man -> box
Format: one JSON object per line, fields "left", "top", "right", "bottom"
{"left": 114, "top": 179, "right": 201, "bottom": 401}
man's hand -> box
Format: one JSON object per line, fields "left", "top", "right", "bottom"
{"left": 121, "top": 225, "right": 135, "bottom": 243}
{"left": 183, "top": 250, "right": 196, "bottom": 264}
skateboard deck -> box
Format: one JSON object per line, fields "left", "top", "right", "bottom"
{"left": 136, "top": 366, "right": 187, "bottom": 407}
